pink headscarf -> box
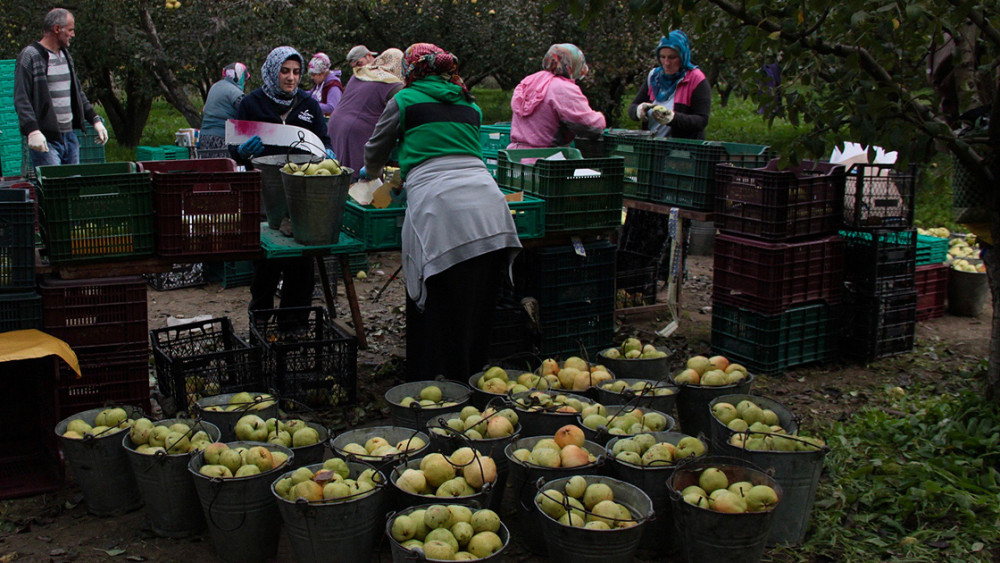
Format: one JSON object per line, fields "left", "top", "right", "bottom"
{"left": 402, "top": 43, "right": 469, "bottom": 97}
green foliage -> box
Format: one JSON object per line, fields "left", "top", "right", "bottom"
{"left": 472, "top": 88, "right": 512, "bottom": 125}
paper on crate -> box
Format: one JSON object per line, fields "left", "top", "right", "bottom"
{"left": 348, "top": 178, "right": 384, "bottom": 206}
{"left": 225, "top": 119, "right": 326, "bottom": 158}
{"left": 829, "top": 142, "right": 897, "bottom": 165}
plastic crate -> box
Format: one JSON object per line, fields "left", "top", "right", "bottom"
{"left": 916, "top": 234, "right": 948, "bottom": 266}
{"left": 487, "top": 300, "right": 533, "bottom": 363}
{"left": 712, "top": 233, "right": 844, "bottom": 315}
{"left": 483, "top": 153, "right": 499, "bottom": 178}
{"left": 647, "top": 138, "right": 772, "bottom": 211}
{"left": 538, "top": 304, "right": 615, "bottom": 360}
{"left": 616, "top": 249, "right": 658, "bottom": 308}
{"left": 75, "top": 123, "right": 106, "bottom": 164}
{"left": 840, "top": 229, "right": 916, "bottom": 294}
{"left": 915, "top": 263, "right": 948, "bottom": 321}
{"left": 479, "top": 124, "right": 511, "bottom": 153}
{"left": 144, "top": 263, "right": 206, "bottom": 291}
{"left": 843, "top": 164, "right": 915, "bottom": 229}
{"left": 0, "top": 356, "right": 64, "bottom": 499}
{"left": 36, "top": 162, "right": 154, "bottom": 263}
{"left": 497, "top": 148, "right": 624, "bottom": 234}
{"left": 204, "top": 260, "right": 255, "bottom": 288}
{"left": 840, "top": 288, "right": 917, "bottom": 361}
{"left": 137, "top": 158, "right": 261, "bottom": 258}
{"left": 715, "top": 159, "right": 846, "bottom": 241}
{"left": 0, "top": 292, "right": 42, "bottom": 332}
{"left": 56, "top": 345, "right": 152, "bottom": 420}
{"left": 711, "top": 301, "right": 840, "bottom": 376}
{"left": 136, "top": 145, "right": 192, "bottom": 161}
{"left": 2, "top": 180, "right": 38, "bottom": 233}
{"left": 249, "top": 307, "right": 357, "bottom": 409}
{"left": 0, "top": 188, "right": 35, "bottom": 291}
{"left": 1, "top": 141, "right": 21, "bottom": 177}
{"left": 515, "top": 239, "right": 617, "bottom": 314}
{"left": 196, "top": 147, "right": 232, "bottom": 160}
{"left": 604, "top": 130, "right": 655, "bottom": 200}
{"left": 150, "top": 317, "right": 262, "bottom": 412}
{"left": 39, "top": 275, "right": 148, "bottom": 349}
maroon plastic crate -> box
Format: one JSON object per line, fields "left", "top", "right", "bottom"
{"left": 0, "top": 356, "right": 64, "bottom": 499}
{"left": 56, "top": 348, "right": 151, "bottom": 421}
{"left": 137, "top": 158, "right": 261, "bottom": 258}
{"left": 39, "top": 275, "right": 148, "bottom": 349}
{"left": 712, "top": 233, "right": 845, "bottom": 315}
{"left": 915, "top": 263, "right": 948, "bottom": 321}
{"left": 715, "top": 159, "right": 846, "bottom": 241}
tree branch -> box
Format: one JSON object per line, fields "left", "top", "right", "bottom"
{"left": 138, "top": 8, "right": 202, "bottom": 128}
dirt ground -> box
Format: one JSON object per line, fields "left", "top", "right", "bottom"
{"left": 0, "top": 251, "right": 992, "bottom": 563}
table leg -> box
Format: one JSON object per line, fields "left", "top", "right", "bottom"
{"left": 316, "top": 255, "right": 337, "bottom": 319}
{"left": 339, "top": 255, "right": 368, "bottom": 350}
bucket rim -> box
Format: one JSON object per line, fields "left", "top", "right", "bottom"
{"left": 665, "top": 456, "right": 785, "bottom": 505}
{"left": 671, "top": 371, "right": 757, "bottom": 390}
{"left": 605, "top": 430, "right": 707, "bottom": 471}
{"left": 55, "top": 405, "right": 147, "bottom": 439}
{"left": 535, "top": 473, "right": 655, "bottom": 525}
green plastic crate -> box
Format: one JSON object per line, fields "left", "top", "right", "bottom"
{"left": 36, "top": 162, "right": 154, "bottom": 263}
{"left": 204, "top": 260, "right": 255, "bottom": 288}
{"left": 649, "top": 138, "right": 772, "bottom": 211}
{"left": 480, "top": 123, "right": 511, "bottom": 153}
{"left": 711, "top": 301, "right": 840, "bottom": 376}
{"left": 916, "top": 234, "right": 948, "bottom": 265}
{"left": 497, "top": 148, "right": 624, "bottom": 234}
{"left": 604, "top": 129, "right": 655, "bottom": 200}
{"left": 76, "top": 123, "right": 106, "bottom": 164}
{"left": 136, "top": 145, "right": 191, "bottom": 161}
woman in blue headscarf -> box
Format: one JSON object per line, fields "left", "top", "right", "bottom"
{"left": 628, "top": 31, "right": 711, "bottom": 139}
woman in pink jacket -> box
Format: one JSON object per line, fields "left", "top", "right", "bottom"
{"left": 508, "top": 44, "right": 606, "bottom": 149}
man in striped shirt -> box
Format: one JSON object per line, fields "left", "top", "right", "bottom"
{"left": 14, "top": 8, "right": 108, "bottom": 168}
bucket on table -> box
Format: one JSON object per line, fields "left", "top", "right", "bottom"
{"left": 511, "top": 389, "right": 598, "bottom": 437}
{"left": 272, "top": 460, "right": 387, "bottom": 563}
{"left": 188, "top": 441, "right": 294, "bottom": 563}
{"left": 504, "top": 436, "right": 606, "bottom": 555}
{"left": 578, "top": 404, "right": 675, "bottom": 446}
{"left": 193, "top": 392, "right": 278, "bottom": 442}
{"left": 596, "top": 347, "right": 672, "bottom": 381}
{"left": 388, "top": 455, "right": 498, "bottom": 510}
{"left": 281, "top": 164, "right": 353, "bottom": 246}
{"left": 251, "top": 154, "right": 313, "bottom": 229}
{"left": 947, "top": 267, "right": 988, "bottom": 317}
{"left": 330, "top": 425, "right": 430, "bottom": 469}
{"left": 666, "top": 457, "right": 783, "bottom": 563}
{"left": 385, "top": 501, "right": 512, "bottom": 562}
{"left": 55, "top": 405, "right": 146, "bottom": 517}
{"left": 673, "top": 373, "right": 755, "bottom": 439}
{"left": 384, "top": 380, "right": 472, "bottom": 430}
{"left": 535, "top": 474, "right": 653, "bottom": 563}
{"left": 123, "top": 418, "right": 221, "bottom": 537}
{"left": 707, "top": 394, "right": 798, "bottom": 452}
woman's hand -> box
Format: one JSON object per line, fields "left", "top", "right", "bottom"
{"left": 637, "top": 102, "right": 655, "bottom": 121}
{"left": 237, "top": 135, "right": 264, "bottom": 159}
{"left": 651, "top": 106, "right": 675, "bottom": 125}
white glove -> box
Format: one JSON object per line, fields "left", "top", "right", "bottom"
{"left": 93, "top": 121, "right": 109, "bottom": 144}
{"left": 652, "top": 107, "right": 675, "bottom": 125}
{"left": 637, "top": 102, "right": 654, "bottom": 121}
{"left": 27, "top": 130, "right": 48, "bottom": 152}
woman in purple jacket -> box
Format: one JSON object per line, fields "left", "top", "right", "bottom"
{"left": 628, "top": 31, "right": 711, "bottom": 139}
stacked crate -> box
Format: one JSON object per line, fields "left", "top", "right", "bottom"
{"left": 0, "top": 60, "right": 21, "bottom": 177}
{"left": 0, "top": 186, "right": 41, "bottom": 332}
{"left": 711, "top": 160, "right": 846, "bottom": 375}
{"left": 839, "top": 164, "right": 919, "bottom": 360}
{"left": 479, "top": 123, "right": 510, "bottom": 179}
{"left": 914, "top": 234, "right": 948, "bottom": 320}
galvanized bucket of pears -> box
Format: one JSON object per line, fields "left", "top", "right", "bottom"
{"left": 385, "top": 380, "right": 472, "bottom": 430}
{"left": 193, "top": 391, "right": 278, "bottom": 442}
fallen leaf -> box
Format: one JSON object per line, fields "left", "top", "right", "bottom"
{"left": 48, "top": 549, "right": 66, "bottom": 556}
{"left": 97, "top": 548, "right": 126, "bottom": 556}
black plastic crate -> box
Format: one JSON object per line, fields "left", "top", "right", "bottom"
{"left": 249, "top": 307, "right": 357, "bottom": 410}
{"left": 0, "top": 188, "right": 35, "bottom": 292}
{"left": 649, "top": 138, "right": 773, "bottom": 211}
{"left": 840, "top": 229, "right": 916, "bottom": 294}
{"left": 844, "top": 164, "right": 916, "bottom": 229}
{"left": 486, "top": 300, "right": 534, "bottom": 363}
{"left": 0, "top": 292, "right": 42, "bottom": 332}
{"left": 840, "top": 288, "right": 917, "bottom": 361}
{"left": 515, "top": 239, "right": 617, "bottom": 314}
{"left": 150, "top": 317, "right": 262, "bottom": 412}
{"left": 616, "top": 249, "right": 658, "bottom": 308}
{"left": 144, "top": 263, "right": 206, "bottom": 291}
{"left": 204, "top": 260, "right": 255, "bottom": 288}
{"left": 538, "top": 304, "right": 614, "bottom": 360}
{"left": 715, "top": 159, "right": 846, "bottom": 241}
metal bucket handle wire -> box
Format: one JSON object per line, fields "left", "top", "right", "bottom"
{"left": 726, "top": 430, "right": 830, "bottom": 456}
{"left": 205, "top": 475, "right": 247, "bottom": 533}
{"left": 283, "top": 132, "right": 328, "bottom": 172}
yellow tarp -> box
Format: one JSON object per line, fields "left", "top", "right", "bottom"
{"left": 0, "top": 330, "right": 81, "bottom": 377}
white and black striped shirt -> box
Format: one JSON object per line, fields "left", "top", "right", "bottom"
{"left": 45, "top": 49, "right": 73, "bottom": 132}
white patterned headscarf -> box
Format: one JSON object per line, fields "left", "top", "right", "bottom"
{"left": 260, "top": 46, "right": 304, "bottom": 107}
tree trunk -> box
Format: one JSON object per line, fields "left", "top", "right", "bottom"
{"left": 94, "top": 69, "right": 153, "bottom": 148}
{"left": 986, "top": 215, "right": 1000, "bottom": 400}
{"left": 719, "top": 85, "right": 733, "bottom": 108}
{"left": 138, "top": 9, "right": 202, "bottom": 128}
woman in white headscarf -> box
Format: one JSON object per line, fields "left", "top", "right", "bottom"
{"left": 198, "top": 62, "right": 249, "bottom": 151}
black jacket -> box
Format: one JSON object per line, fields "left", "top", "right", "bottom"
{"left": 232, "top": 88, "right": 332, "bottom": 165}
{"left": 14, "top": 42, "right": 100, "bottom": 140}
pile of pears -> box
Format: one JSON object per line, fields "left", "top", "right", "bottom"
{"left": 390, "top": 504, "right": 505, "bottom": 560}
{"left": 398, "top": 384, "right": 462, "bottom": 409}
{"left": 601, "top": 337, "right": 668, "bottom": 360}
{"left": 429, "top": 406, "right": 518, "bottom": 440}
{"left": 200, "top": 391, "right": 275, "bottom": 412}
{"left": 61, "top": 407, "right": 133, "bottom": 440}
{"left": 281, "top": 158, "right": 343, "bottom": 176}
{"left": 681, "top": 467, "right": 779, "bottom": 514}
{"left": 129, "top": 419, "right": 212, "bottom": 455}
{"left": 274, "top": 457, "right": 381, "bottom": 503}
{"left": 535, "top": 476, "right": 639, "bottom": 529}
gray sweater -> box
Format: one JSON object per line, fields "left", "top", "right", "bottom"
{"left": 14, "top": 42, "right": 100, "bottom": 140}
{"left": 200, "top": 77, "right": 244, "bottom": 138}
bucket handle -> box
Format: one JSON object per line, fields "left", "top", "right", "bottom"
{"left": 285, "top": 132, "right": 328, "bottom": 169}
{"left": 727, "top": 430, "right": 830, "bottom": 455}
{"left": 205, "top": 476, "right": 247, "bottom": 532}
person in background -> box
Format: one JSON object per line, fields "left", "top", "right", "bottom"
{"left": 306, "top": 53, "right": 343, "bottom": 117}
{"left": 346, "top": 45, "right": 377, "bottom": 75}
{"left": 327, "top": 48, "right": 405, "bottom": 181}
{"left": 361, "top": 43, "right": 521, "bottom": 382}
{"left": 507, "top": 43, "right": 605, "bottom": 149}
{"left": 230, "top": 46, "right": 336, "bottom": 322}
{"left": 198, "top": 62, "right": 249, "bottom": 153}
{"left": 629, "top": 30, "right": 711, "bottom": 139}
{"left": 14, "top": 8, "right": 108, "bottom": 168}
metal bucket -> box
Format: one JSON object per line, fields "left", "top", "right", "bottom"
{"left": 188, "top": 441, "right": 293, "bottom": 563}
{"left": 535, "top": 474, "right": 653, "bottom": 563}
{"left": 596, "top": 347, "right": 672, "bottom": 381}
{"left": 948, "top": 268, "right": 988, "bottom": 317}
{"left": 707, "top": 394, "right": 799, "bottom": 452}
{"left": 123, "top": 418, "right": 221, "bottom": 537}
{"left": 272, "top": 460, "right": 387, "bottom": 563}
{"left": 666, "top": 457, "right": 783, "bottom": 563}
{"left": 674, "top": 373, "right": 755, "bottom": 439}
{"left": 55, "top": 406, "right": 146, "bottom": 517}
{"left": 512, "top": 390, "right": 596, "bottom": 437}
{"left": 330, "top": 425, "right": 430, "bottom": 469}
{"left": 281, "top": 167, "right": 353, "bottom": 246}
{"left": 579, "top": 404, "right": 675, "bottom": 446}
{"left": 385, "top": 381, "right": 472, "bottom": 430}
{"left": 466, "top": 370, "right": 532, "bottom": 410}
{"left": 193, "top": 392, "right": 278, "bottom": 442}
{"left": 251, "top": 154, "right": 313, "bottom": 229}
{"left": 715, "top": 434, "right": 828, "bottom": 544}
{"left": 389, "top": 456, "right": 498, "bottom": 510}
{"left": 289, "top": 421, "right": 330, "bottom": 469}
{"left": 504, "top": 436, "right": 606, "bottom": 555}
{"left": 386, "top": 501, "right": 512, "bottom": 562}
{"left": 605, "top": 431, "right": 695, "bottom": 552}
{"left": 593, "top": 380, "right": 679, "bottom": 418}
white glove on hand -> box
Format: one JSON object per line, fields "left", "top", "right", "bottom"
{"left": 637, "top": 102, "right": 654, "bottom": 121}
{"left": 93, "top": 121, "right": 109, "bottom": 144}
{"left": 652, "top": 107, "right": 675, "bottom": 125}
{"left": 27, "top": 130, "right": 48, "bottom": 152}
